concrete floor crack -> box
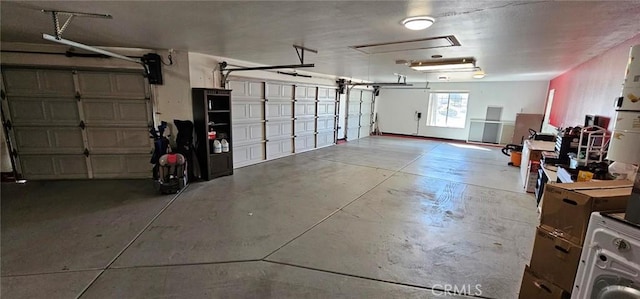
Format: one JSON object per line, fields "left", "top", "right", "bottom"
{"left": 74, "top": 184, "right": 191, "bottom": 299}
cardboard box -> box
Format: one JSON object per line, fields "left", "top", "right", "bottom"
{"left": 519, "top": 266, "right": 570, "bottom": 299}
{"left": 540, "top": 180, "right": 633, "bottom": 244}
{"left": 529, "top": 226, "right": 582, "bottom": 292}
{"left": 530, "top": 150, "right": 544, "bottom": 163}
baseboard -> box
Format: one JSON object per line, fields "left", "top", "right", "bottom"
{"left": 378, "top": 132, "right": 466, "bottom": 143}
{"left": 376, "top": 132, "right": 504, "bottom": 148}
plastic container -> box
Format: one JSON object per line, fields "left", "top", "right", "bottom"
{"left": 511, "top": 151, "right": 522, "bottom": 167}
{"left": 213, "top": 140, "right": 222, "bottom": 154}
{"left": 221, "top": 139, "right": 229, "bottom": 152}
{"left": 609, "top": 161, "right": 639, "bottom": 181}
{"left": 208, "top": 130, "right": 216, "bottom": 140}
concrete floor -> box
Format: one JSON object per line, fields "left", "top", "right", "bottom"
{"left": 1, "top": 137, "right": 538, "bottom": 299}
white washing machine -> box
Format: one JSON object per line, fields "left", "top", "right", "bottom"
{"left": 572, "top": 212, "right": 640, "bottom": 299}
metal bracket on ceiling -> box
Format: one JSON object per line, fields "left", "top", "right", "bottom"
{"left": 42, "top": 10, "right": 112, "bottom": 40}
{"left": 394, "top": 73, "right": 407, "bottom": 84}
{"left": 293, "top": 45, "right": 317, "bottom": 64}
{"left": 218, "top": 45, "right": 318, "bottom": 87}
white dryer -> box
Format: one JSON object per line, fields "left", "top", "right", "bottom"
{"left": 572, "top": 212, "right": 640, "bottom": 298}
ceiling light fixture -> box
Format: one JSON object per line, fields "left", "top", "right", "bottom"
{"left": 473, "top": 71, "right": 486, "bottom": 79}
{"left": 410, "top": 57, "right": 476, "bottom": 71}
{"left": 401, "top": 16, "right": 435, "bottom": 30}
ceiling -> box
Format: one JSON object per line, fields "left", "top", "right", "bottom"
{"left": 2, "top": 1, "right": 640, "bottom": 83}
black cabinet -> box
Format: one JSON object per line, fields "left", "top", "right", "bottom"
{"left": 555, "top": 133, "right": 579, "bottom": 164}
{"left": 535, "top": 165, "right": 548, "bottom": 205}
{"left": 192, "top": 88, "right": 233, "bottom": 180}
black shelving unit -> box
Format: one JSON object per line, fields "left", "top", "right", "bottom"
{"left": 192, "top": 88, "right": 233, "bottom": 180}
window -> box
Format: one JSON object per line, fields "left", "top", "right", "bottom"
{"left": 427, "top": 92, "right": 469, "bottom": 128}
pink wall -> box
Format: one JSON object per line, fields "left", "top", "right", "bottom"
{"left": 548, "top": 34, "right": 640, "bottom": 129}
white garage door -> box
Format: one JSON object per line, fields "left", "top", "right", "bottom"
{"left": 2, "top": 68, "right": 152, "bottom": 180}
{"left": 360, "top": 90, "right": 374, "bottom": 138}
{"left": 227, "top": 79, "right": 336, "bottom": 169}
{"left": 294, "top": 85, "right": 317, "bottom": 153}
{"left": 265, "top": 82, "right": 294, "bottom": 160}
{"left": 346, "top": 89, "right": 361, "bottom": 140}
{"left": 229, "top": 80, "right": 266, "bottom": 168}
{"left": 317, "top": 87, "right": 337, "bottom": 148}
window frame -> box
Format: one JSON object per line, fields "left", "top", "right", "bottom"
{"left": 426, "top": 91, "right": 470, "bottom": 129}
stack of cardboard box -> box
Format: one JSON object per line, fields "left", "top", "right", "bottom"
{"left": 519, "top": 180, "right": 633, "bottom": 298}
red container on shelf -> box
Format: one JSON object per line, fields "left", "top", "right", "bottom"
{"left": 208, "top": 130, "right": 216, "bottom": 140}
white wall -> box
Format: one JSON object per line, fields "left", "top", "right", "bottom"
{"left": 377, "top": 81, "right": 549, "bottom": 140}
{"left": 151, "top": 50, "right": 192, "bottom": 123}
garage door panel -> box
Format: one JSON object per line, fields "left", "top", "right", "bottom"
{"left": 347, "top": 116, "right": 360, "bottom": 127}
{"left": 232, "top": 102, "right": 263, "bottom": 122}
{"left": 362, "top": 91, "right": 374, "bottom": 103}
{"left": 361, "top": 104, "right": 372, "bottom": 115}
{"left": 266, "top": 138, "right": 293, "bottom": 159}
{"left": 318, "top": 88, "right": 337, "bottom": 101}
{"left": 8, "top": 98, "right": 78, "bottom": 125}
{"left": 360, "top": 113, "right": 372, "bottom": 126}
{"left": 266, "top": 121, "right": 292, "bottom": 139}
{"left": 317, "top": 117, "right": 336, "bottom": 131}
{"left": 86, "top": 128, "right": 152, "bottom": 154}
{"left": 77, "top": 71, "right": 147, "bottom": 99}
{"left": 119, "top": 102, "right": 150, "bottom": 123}
{"left": 91, "top": 154, "right": 151, "bottom": 178}
{"left": 266, "top": 83, "right": 293, "bottom": 100}
{"left": 295, "top": 86, "right": 307, "bottom": 99}
{"left": 266, "top": 102, "right": 292, "bottom": 120}
{"left": 295, "top": 102, "right": 316, "bottom": 117}
{"left": 295, "top": 134, "right": 315, "bottom": 152}
{"left": 317, "top": 102, "right": 335, "bottom": 116}
{"left": 348, "top": 102, "right": 361, "bottom": 115}
{"left": 83, "top": 99, "right": 149, "bottom": 126}
{"left": 347, "top": 127, "right": 359, "bottom": 140}
{"left": 3, "top": 69, "right": 75, "bottom": 97}
{"left": 317, "top": 131, "right": 335, "bottom": 147}
{"left": 20, "top": 155, "right": 88, "bottom": 179}
{"left": 360, "top": 125, "right": 371, "bottom": 138}
{"left": 14, "top": 127, "right": 83, "bottom": 154}
{"left": 294, "top": 119, "right": 315, "bottom": 135}
{"left": 233, "top": 122, "right": 264, "bottom": 145}
{"left": 233, "top": 143, "right": 264, "bottom": 168}
{"left": 9, "top": 100, "right": 46, "bottom": 124}
{"left": 349, "top": 90, "right": 361, "bottom": 101}
{"left": 230, "top": 81, "right": 264, "bottom": 99}
{"left": 295, "top": 86, "right": 316, "bottom": 101}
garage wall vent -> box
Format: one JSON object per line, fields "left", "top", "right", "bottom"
{"left": 351, "top": 35, "right": 461, "bottom": 54}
